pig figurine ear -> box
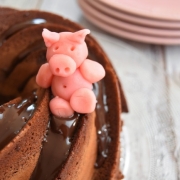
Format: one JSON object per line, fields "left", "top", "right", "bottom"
{"left": 42, "top": 28, "right": 60, "bottom": 47}
{"left": 71, "top": 29, "right": 90, "bottom": 43}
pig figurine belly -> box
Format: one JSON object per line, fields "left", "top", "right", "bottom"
{"left": 36, "top": 28, "right": 105, "bottom": 117}
{"left": 50, "top": 68, "right": 96, "bottom": 117}
{"left": 51, "top": 69, "right": 93, "bottom": 101}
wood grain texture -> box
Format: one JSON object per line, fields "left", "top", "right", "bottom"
{"left": 164, "top": 45, "right": 180, "bottom": 179}
{"left": 0, "top": 0, "right": 40, "bottom": 9}
{"left": 92, "top": 33, "right": 179, "bottom": 179}
{"left": 165, "top": 46, "right": 180, "bottom": 80}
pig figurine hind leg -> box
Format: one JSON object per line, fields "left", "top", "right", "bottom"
{"left": 50, "top": 88, "right": 96, "bottom": 117}
{"left": 50, "top": 96, "right": 74, "bottom": 117}
{"left": 70, "top": 88, "right": 96, "bottom": 114}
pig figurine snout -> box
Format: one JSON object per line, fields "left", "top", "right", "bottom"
{"left": 49, "top": 54, "right": 76, "bottom": 77}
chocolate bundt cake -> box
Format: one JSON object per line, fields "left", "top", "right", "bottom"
{"left": 0, "top": 8, "right": 128, "bottom": 180}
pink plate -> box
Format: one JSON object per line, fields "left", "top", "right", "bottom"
{"left": 101, "top": 0, "right": 180, "bottom": 21}
{"left": 78, "top": 0, "right": 180, "bottom": 45}
{"left": 89, "top": 0, "right": 180, "bottom": 29}
{"left": 81, "top": 0, "right": 180, "bottom": 37}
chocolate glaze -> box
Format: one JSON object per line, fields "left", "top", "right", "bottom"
{"left": 0, "top": 18, "right": 111, "bottom": 179}
{"left": 0, "top": 91, "right": 38, "bottom": 150}
{"left": 93, "top": 82, "right": 111, "bottom": 168}
{"left": 1, "top": 27, "right": 46, "bottom": 78}
{"left": 30, "top": 113, "right": 82, "bottom": 180}
{"left": 8, "top": 40, "right": 46, "bottom": 78}
{"left": 0, "top": 19, "right": 46, "bottom": 46}
{"left": 30, "top": 81, "right": 110, "bottom": 179}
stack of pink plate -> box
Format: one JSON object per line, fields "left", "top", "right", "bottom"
{"left": 78, "top": 0, "right": 180, "bottom": 45}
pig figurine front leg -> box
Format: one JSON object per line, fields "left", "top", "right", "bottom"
{"left": 79, "top": 59, "right": 105, "bottom": 83}
{"left": 36, "top": 63, "right": 53, "bottom": 88}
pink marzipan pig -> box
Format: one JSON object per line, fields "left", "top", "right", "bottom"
{"left": 36, "top": 28, "right": 105, "bottom": 117}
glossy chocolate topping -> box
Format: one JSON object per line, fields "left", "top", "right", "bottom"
{"left": 30, "top": 113, "right": 82, "bottom": 180}
{"left": 30, "top": 80, "right": 110, "bottom": 179}
{"left": 0, "top": 14, "right": 112, "bottom": 180}
{"left": 0, "top": 91, "right": 38, "bottom": 150}
{"left": 0, "top": 18, "right": 46, "bottom": 46}
{"left": 94, "top": 82, "right": 110, "bottom": 168}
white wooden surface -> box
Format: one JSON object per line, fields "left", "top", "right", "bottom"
{"left": 0, "top": 0, "right": 180, "bottom": 180}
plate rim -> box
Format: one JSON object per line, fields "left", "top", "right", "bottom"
{"left": 79, "top": 0, "right": 180, "bottom": 45}
{"left": 82, "top": 0, "right": 180, "bottom": 37}
{"left": 100, "top": 0, "right": 180, "bottom": 21}
{"left": 88, "top": 0, "right": 180, "bottom": 28}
